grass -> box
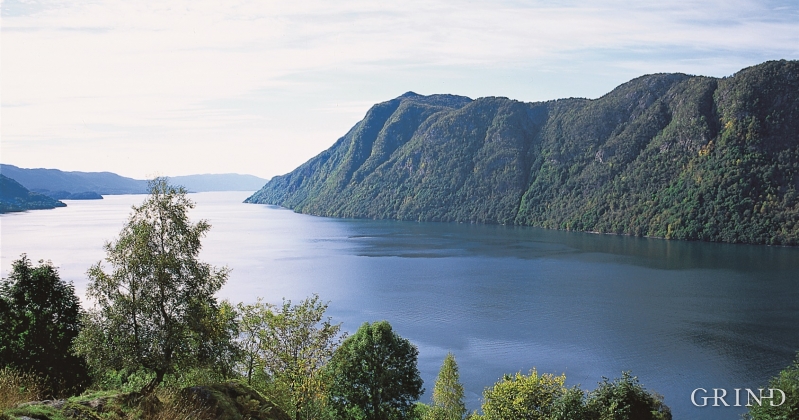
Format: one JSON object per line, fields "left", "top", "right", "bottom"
{"left": 3, "top": 403, "right": 69, "bottom": 420}
{"left": 0, "top": 368, "right": 42, "bottom": 411}
{"left": 150, "top": 388, "right": 214, "bottom": 420}
{"left": 1, "top": 386, "right": 215, "bottom": 420}
{"left": 0, "top": 372, "right": 285, "bottom": 420}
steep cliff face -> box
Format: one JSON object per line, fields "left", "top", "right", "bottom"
{"left": 247, "top": 60, "right": 799, "bottom": 245}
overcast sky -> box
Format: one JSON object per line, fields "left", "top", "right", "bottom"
{"left": 2, "top": 0, "right": 798, "bottom": 180}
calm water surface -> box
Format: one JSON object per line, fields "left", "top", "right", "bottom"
{"left": 2, "top": 191, "right": 798, "bottom": 419}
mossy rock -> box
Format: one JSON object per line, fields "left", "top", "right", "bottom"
{"left": 60, "top": 402, "right": 102, "bottom": 420}
{"left": 2, "top": 402, "right": 70, "bottom": 420}
{"left": 178, "top": 382, "right": 290, "bottom": 420}
{"left": 3, "top": 398, "right": 109, "bottom": 420}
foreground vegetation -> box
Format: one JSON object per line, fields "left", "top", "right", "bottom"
{"left": 2, "top": 179, "right": 794, "bottom": 419}
{"left": 248, "top": 60, "right": 799, "bottom": 245}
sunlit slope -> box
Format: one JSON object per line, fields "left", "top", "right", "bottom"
{"left": 247, "top": 60, "right": 799, "bottom": 245}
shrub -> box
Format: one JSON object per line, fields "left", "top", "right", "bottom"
{"left": 585, "top": 372, "right": 671, "bottom": 420}
{"left": 746, "top": 354, "right": 799, "bottom": 420}
{"left": 479, "top": 369, "right": 566, "bottom": 420}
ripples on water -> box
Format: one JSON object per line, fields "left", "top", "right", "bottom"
{"left": 2, "top": 191, "right": 798, "bottom": 419}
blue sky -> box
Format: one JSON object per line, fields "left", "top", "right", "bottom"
{"left": 2, "top": 0, "right": 798, "bottom": 179}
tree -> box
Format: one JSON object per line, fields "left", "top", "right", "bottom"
{"left": 424, "top": 353, "right": 466, "bottom": 420}
{"left": 327, "top": 321, "right": 424, "bottom": 420}
{"left": 746, "top": 353, "right": 799, "bottom": 420}
{"left": 482, "top": 369, "right": 566, "bottom": 420}
{"left": 475, "top": 370, "right": 670, "bottom": 420}
{"left": 549, "top": 386, "right": 589, "bottom": 420}
{"left": 237, "top": 294, "right": 344, "bottom": 420}
{"left": 0, "top": 255, "right": 89, "bottom": 396}
{"left": 478, "top": 369, "right": 566, "bottom": 420}
{"left": 585, "top": 372, "right": 671, "bottom": 420}
{"left": 74, "top": 178, "right": 233, "bottom": 390}
{"left": 237, "top": 298, "right": 272, "bottom": 386}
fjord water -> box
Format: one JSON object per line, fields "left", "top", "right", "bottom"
{"left": 2, "top": 191, "right": 798, "bottom": 419}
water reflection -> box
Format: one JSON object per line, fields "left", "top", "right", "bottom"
{"left": 340, "top": 219, "right": 799, "bottom": 272}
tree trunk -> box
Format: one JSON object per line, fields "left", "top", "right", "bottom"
{"left": 141, "top": 369, "right": 166, "bottom": 395}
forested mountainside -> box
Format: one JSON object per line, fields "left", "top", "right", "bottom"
{"left": 0, "top": 174, "right": 66, "bottom": 213}
{"left": 247, "top": 60, "right": 799, "bottom": 245}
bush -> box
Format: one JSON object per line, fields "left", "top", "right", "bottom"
{"left": 746, "top": 354, "right": 799, "bottom": 420}
{"left": 474, "top": 370, "right": 670, "bottom": 420}
{"left": 585, "top": 372, "right": 671, "bottom": 420}
{"left": 478, "top": 369, "right": 566, "bottom": 420}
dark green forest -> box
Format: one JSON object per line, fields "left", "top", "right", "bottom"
{"left": 247, "top": 60, "right": 799, "bottom": 245}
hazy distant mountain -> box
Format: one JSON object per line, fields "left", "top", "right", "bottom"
{"left": 168, "top": 174, "right": 268, "bottom": 192}
{"left": 0, "top": 164, "right": 268, "bottom": 195}
{"left": 0, "top": 164, "right": 148, "bottom": 195}
{"left": 35, "top": 190, "right": 104, "bottom": 200}
{"left": 247, "top": 60, "right": 799, "bottom": 245}
{"left": 0, "top": 174, "right": 66, "bottom": 213}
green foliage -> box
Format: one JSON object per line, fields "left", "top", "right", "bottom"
{"left": 326, "top": 321, "right": 424, "bottom": 420}
{"left": 3, "top": 403, "right": 70, "bottom": 420}
{"left": 88, "top": 368, "right": 158, "bottom": 393}
{"left": 74, "top": 178, "right": 234, "bottom": 390}
{"left": 584, "top": 372, "right": 671, "bottom": 420}
{"left": 248, "top": 60, "right": 799, "bottom": 245}
{"left": 410, "top": 402, "right": 432, "bottom": 420}
{"left": 237, "top": 298, "right": 272, "bottom": 386}
{"left": 549, "top": 386, "right": 589, "bottom": 420}
{"left": 1, "top": 382, "right": 290, "bottom": 420}
{"left": 746, "top": 353, "right": 799, "bottom": 420}
{"left": 237, "top": 295, "right": 344, "bottom": 420}
{"left": 424, "top": 353, "right": 466, "bottom": 420}
{"left": 472, "top": 370, "right": 669, "bottom": 420}
{"left": 478, "top": 369, "right": 566, "bottom": 420}
{"left": 0, "top": 255, "right": 89, "bottom": 397}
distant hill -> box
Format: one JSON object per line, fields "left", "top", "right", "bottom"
{"left": 0, "top": 164, "right": 148, "bottom": 195}
{"left": 0, "top": 174, "right": 66, "bottom": 213}
{"left": 0, "top": 165, "right": 268, "bottom": 196}
{"left": 168, "top": 174, "right": 268, "bottom": 192}
{"left": 34, "top": 190, "right": 104, "bottom": 200}
{"left": 247, "top": 60, "right": 799, "bottom": 245}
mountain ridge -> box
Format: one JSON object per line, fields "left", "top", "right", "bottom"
{"left": 247, "top": 60, "right": 799, "bottom": 245}
{"left": 0, "top": 164, "right": 268, "bottom": 195}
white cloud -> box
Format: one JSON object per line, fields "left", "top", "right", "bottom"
{"left": 2, "top": 0, "right": 798, "bottom": 178}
